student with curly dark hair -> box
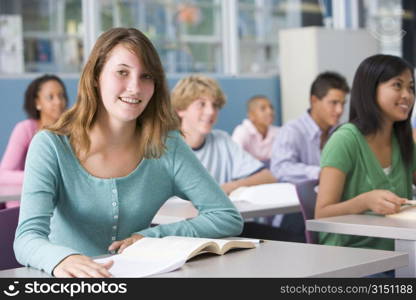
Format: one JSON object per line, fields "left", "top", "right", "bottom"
{"left": 0, "top": 74, "right": 68, "bottom": 202}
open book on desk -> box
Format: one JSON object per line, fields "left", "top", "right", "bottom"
{"left": 164, "top": 183, "right": 298, "bottom": 206}
{"left": 152, "top": 183, "right": 299, "bottom": 225}
{"left": 386, "top": 204, "right": 416, "bottom": 220}
{"left": 229, "top": 183, "right": 298, "bottom": 206}
{"left": 95, "top": 236, "right": 260, "bottom": 277}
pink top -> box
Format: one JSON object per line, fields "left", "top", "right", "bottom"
{"left": 232, "top": 119, "right": 279, "bottom": 162}
{"left": 0, "top": 119, "right": 38, "bottom": 207}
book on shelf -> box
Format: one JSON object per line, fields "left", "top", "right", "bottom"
{"left": 94, "top": 236, "right": 260, "bottom": 278}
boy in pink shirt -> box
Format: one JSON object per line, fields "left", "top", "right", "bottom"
{"left": 232, "top": 95, "right": 279, "bottom": 166}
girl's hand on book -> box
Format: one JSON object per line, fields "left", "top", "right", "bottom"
{"left": 365, "top": 190, "right": 407, "bottom": 215}
{"left": 53, "top": 254, "right": 113, "bottom": 278}
{"left": 108, "top": 234, "right": 144, "bottom": 254}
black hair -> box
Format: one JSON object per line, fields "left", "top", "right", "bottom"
{"left": 246, "top": 94, "right": 272, "bottom": 112}
{"left": 310, "top": 71, "right": 350, "bottom": 99}
{"left": 23, "top": 74, "right": 68, "bottom": 119}
{"left": 349, "top": 54, "right": 415, "bottom": 165}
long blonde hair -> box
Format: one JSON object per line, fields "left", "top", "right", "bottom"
{"left": 48, "top": 28, "right": 179, "bottom": 159}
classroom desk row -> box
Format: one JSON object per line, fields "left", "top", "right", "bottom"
{"left": 0, "top": 184, "right": 301, "bottom": 221}
{"left": 1, "top": 183, "right": 414, "bottom": 278}
{"left": 152, "top": 196, "right": 300, "bottom": 224}
{"left": 307, "top": 214, "right": 416, "bottom": 277}
{"left": 0, "top": 240, "right": 407, "bottom": 278}
{"left": 0, "top": 184, "right": 21, "bottom": 203}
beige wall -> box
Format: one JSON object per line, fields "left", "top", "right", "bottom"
{"left": 279, "top": 27, "right": 378, "bottom": 124}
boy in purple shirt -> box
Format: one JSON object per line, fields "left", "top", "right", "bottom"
{"left": 271, "top": 71, "right": 350, "bottom": 183}
{"left": 270, "top": 72, "right": 349, "bottom": 239}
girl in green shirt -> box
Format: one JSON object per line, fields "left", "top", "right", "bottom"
{"left": 316, "top": 54, "right": 415, "bottom": 251}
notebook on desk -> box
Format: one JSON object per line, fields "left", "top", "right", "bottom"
{"left": 386, "top": 204, "right": 416, "bottom": 220}
{"left": 163, "top": 183, "right": 299, "bottom": 207}
{"left": 229, "top": 183, "right": 299, "bottom": 206}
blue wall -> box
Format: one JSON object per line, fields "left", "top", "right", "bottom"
{"left": 0, "top": 75, "right": 280, "bottom": 157}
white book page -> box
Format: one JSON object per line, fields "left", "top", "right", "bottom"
{"left": 386, "top": 206, "right": 416, "bottom": 220}
{"left": 229, "top": 183, "right": 298, "bottom": 206}
{"left": 94, "top": 237, "right": 211, "bottom": 277}
{"left": 122, "top": 237, "right": 214, "bottom": 258}
{"left": 202, "top": 238, "right": 261, "bottom": 249}
{"left": 162, "top": 236, "right": 260, "bottom": 249}
{"left": 95, "top": 254, "right": 186, "bottom": 278}
{"left": 94, "top": 237, "right": 261, "bottom": 277}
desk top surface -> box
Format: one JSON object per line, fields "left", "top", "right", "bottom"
{"left": 0, "top": 184, "right": 21, "bottom": 202}
{"left": 0, "top": 185, "right": 299, "bottom": 219}
{"left": 307, "top": 214, "right": 416, "bottom": 240}
{"left": 0, "top": 240, "right": 407, "bottom": 278}
{"left": 0, "top": 184, "right": 21, "bottom": 195}
{"left": 153, "top": 197, "right": 300, "bottom": 224}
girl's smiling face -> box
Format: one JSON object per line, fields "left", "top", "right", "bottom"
{"left": 98, "top": 43, "right": 155, "bottom": 125}
{"left": 376, "top": 69, "right": 415, "bottom": 124}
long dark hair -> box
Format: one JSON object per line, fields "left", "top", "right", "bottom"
{"left": 349, "top": 54, "right": 415, "bottom": 165}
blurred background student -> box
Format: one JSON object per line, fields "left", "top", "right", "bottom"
{"left": 0, "top": 74, "right": 68, "bottom": 207}
{"left": 268, "top": 72, "right": 349, "bottom": 241}
{"left": 232, "top": 95, "right": 279, "bottom": 167}
{"left": 270, "top": 72, "right": 349, "bottom": 184}
{"left": 171, "top": 74, "right": 298, "bottom": 241}
{"left": 171, "top": 74, "right": 276, "bottom": 196}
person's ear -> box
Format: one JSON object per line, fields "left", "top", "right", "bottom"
{"left": 247, "top": 110, "right": 255, "bottom": 121}
{"left": 310, "top": 95, "right": 320, "bottom": 107}
{"left": 176, "top": 109, "right": 185, "bottom": 119}
{"left": 35, "top": 98, "right": 41, "bottom": 111}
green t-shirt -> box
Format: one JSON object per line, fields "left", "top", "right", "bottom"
{"left": 319, "top": 123, "right": 416, "bottom": 250}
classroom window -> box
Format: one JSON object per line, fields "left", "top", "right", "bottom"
{"left": 0, "top": 0, "right": 409, "bottom": 75}
{"left": 0, "top": 0, "right": 83, "bottom": 73}
{"left": 237, "top": 0, "right": 324, "bottom": 74}
{"left": 97, "top": 0, "right": 222, "bottom": 73}
{"left": 362, "top": 0, "right": 403, "bottom": 56}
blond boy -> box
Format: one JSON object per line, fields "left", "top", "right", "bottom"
{"left": 171, "top": 75, "right": 276, "bottom": 195}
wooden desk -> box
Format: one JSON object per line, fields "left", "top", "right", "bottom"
{"left": 152, "top": 197, "right": 300, "bottom": 224}
{"left": 306, "top": 214, "right": 416, "bottom": 277}
{"left": 0, "top": 184, "right": 21, "bottom": 203}
{"left": 0, "top": 240, "right": 407, "bottom": 278}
